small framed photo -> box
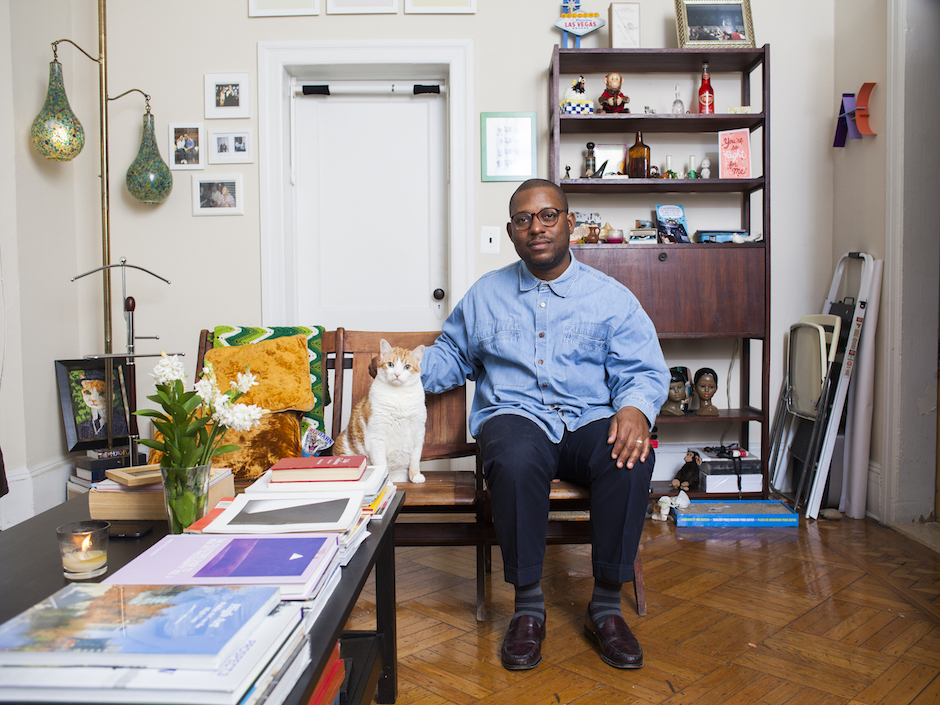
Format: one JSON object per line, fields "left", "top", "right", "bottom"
{"left": 481, "top": 112, "right": 537, "bottom": 182}
{"left": 404, "top": 0, "right": 475, "bottom": 13}
{"left": 593, "top": 144, "right": 627, "bottom": 177}
{"left": 675, "top": 0, "right": 755, "bottom": 49}
{"left": 192, "top": 174, "right": 244, "bottom": 216}
{"left": 208, "top": 130, "right": 253, "bottom": 164}
{"left": 249, "top": 0, "right": 320, "bottom": 16}
{"left": 55, "top": 359, "right": 135, "bottom": 451}
{"left": 205, "top": 73, "right": 250, "bottom": 119}
{"left": 168, "top": 123, "right": 204, "bottom": 170}
{"left": 609, "top": 3, "right": 641, "bottom": 48}
{"left": 327, "top": 0, "right": 397, "bottom": 13}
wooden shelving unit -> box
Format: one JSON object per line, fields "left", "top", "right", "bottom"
{"left": 549, "top": 45, "right": 771, "bottom": 500}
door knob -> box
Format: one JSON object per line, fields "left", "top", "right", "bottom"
{"left": 433, "top": 288, "right": 445, "bottom": 300}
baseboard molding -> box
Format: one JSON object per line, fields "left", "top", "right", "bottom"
{"left": 0, "top": 457, "right": 72, "bottom": 529}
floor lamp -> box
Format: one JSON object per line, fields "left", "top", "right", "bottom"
{"left": 31, "top": 0, "right": 174, "bottom": 455}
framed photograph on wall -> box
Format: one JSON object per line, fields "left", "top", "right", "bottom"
{"left": 192, "top": 174, "right": 245, "bottom": 216}
{"left": 204, "top": 73, "right": 250, "bottom": 119}
{"left": 404, "top": 0, "right": 475, "bottom": 13}
{"left": 55, "top": 359, "right": 135, "bottom": 451}
{"left": 168, "top": 123, "right": 204, "bottom": 170}
{"left": 481, "top": 112, "right": 537, "bottom": 182}
{"left": 249, "top": 0, "right": 320, "bottom": 16}
{"left": 675, "top": 0, "right": 755, "bottom": 49}
{"left": 208, "top": 130, "right": 253, "bottom": 164}
{"left": 327, "top": 0, "right": 398, "bottom": 13}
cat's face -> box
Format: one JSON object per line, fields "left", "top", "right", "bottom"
{"left": 80, "top": 379, "right": 106, "bottom": 412}
{"left": 376, "top": 340, "right": 424, "bottom": 387}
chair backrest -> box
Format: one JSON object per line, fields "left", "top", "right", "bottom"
{"left": 329, "top": 329, "right": 476, "bottom": 461}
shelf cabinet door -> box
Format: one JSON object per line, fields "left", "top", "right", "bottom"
{"left": 572, "top": 245, "right": 765, "bottom": 337}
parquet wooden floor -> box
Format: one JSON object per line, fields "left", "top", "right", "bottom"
{"left": 346, "top": 517, "right": 940, "bottom": 704}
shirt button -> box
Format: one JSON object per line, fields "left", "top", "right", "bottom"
{"left": 539, "top": 332, "right": 544, "bottom": 338}
{"left": 538, "top": 359, "right": 544, "bottom": 365}
{"left": 540, "top": 301, "right": 546, "bottom": 308}
{"left": 542, "top": 383, "right": 547, "bottom": 388}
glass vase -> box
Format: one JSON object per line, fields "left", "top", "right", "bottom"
{"left": 30, "top": 60, "right": 85, "bottom": 162}
{"left": 160, "top": 464, "right": 211, "bottom": 534}
{"left": 126, "top": 112, "right": 173, "bottom": 204}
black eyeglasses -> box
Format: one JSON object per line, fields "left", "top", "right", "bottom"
{"left": 510, "top": 207, "right": 567, "bottom": 230}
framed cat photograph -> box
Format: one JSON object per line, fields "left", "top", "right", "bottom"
{"left": 55, "top": 359, "right": 136, "bottom": 451}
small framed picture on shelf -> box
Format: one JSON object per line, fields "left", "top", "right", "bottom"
{"left": 675, "top": 0, "right": 755, "bottom": 49}
{"left": 208, "top": 130, "right": 253, "bottom": 164}
{"left": 249, "top": 0, "right": 320, "bottom": 16}
{"left": 168, "top": 123, "right": 204, "bottom": 170}
{"left": 609, "top": 3, "right": 640, "bottom": 48}
{"left": 592, "top": 144, "right": 627, "bottom": 177}
{"left": 204, "top": 73, "right": 250, "bottom": 119}
{"left": 55, "top": 359, "right": 135, "bottom": 452}
{"left": 192, "top": 174, "right": 244, "bottom": 216}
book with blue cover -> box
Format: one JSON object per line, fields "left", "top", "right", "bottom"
{"left": 0, "top": 583, "right": 280, "bottom": 670}
{"left": 106, "top": 533, "right": 339, "bottom": 600}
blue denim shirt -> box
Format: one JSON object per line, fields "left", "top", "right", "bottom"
{"left": 421, "top": 254, "right": 670, "bottom": 443}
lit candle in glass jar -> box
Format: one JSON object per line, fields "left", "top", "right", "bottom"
{"left": 57, "top": 520, "right": 110, "bottom": 579}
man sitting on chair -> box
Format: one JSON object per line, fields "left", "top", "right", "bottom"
{"left": 420, "top": 178, "right": 669, "bottom": 670}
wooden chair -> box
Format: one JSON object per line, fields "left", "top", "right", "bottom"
{"left": 196, "top": 328, "right": 645, "bottom": 620}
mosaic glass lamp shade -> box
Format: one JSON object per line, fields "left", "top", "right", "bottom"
{"left": 30, "top": 60, "right": 85, "bottom": 161}
{"left": 125, "top": 112, "right": 172, "bottom": 204}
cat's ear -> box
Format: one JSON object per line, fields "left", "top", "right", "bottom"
{"left": 379, "top": 339, "right": 393, "bottom": 357}
{"left": 412, "top": 345, "right": 425, "bottom": 363}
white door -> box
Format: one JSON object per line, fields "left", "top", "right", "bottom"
{"left": 293, "top": 83, "right": 448, "bottom": 331}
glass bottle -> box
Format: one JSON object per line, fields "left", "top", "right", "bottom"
{"left": 584, "top": 141, "right": 596, "bottom": 177}
{"left": 698, "top": 63, "right": 714, "bottom": 114}
{"left": 627, "top": 131, "right": 650, "bottom": 178}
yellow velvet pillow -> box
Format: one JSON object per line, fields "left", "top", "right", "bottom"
{"left": 145, "top": 411, "right": 302, "bottom": 482}
{"left": 213, "top": 411, "right": 302, "bottom": 481}
{"left": 205, "top": 335, "right": 315, "bottom": 413}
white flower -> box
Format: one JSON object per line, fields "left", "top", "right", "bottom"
{"left": 194, "top": 377, "right": 216, "bottom": 405}
{"left": 232, "top": 370, "right": 259, "bottom": 395}
{"left": 153, "top": 353, "right": 186, "bottom": 386}
{"left": 214, "top": 400, "right": 264, "bottom": 432}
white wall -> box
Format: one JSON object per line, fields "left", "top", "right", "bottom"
{"left": 0, "top": 0, "right": 857, "bottom": 524}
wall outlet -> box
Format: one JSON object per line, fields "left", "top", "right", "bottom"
{"left": 480, "top": 226, "right": 501, "bottom": 255}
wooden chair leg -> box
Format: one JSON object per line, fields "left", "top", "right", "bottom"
{"left": 476, "top": 542, "right": 487, "bottom": 622}
{"left": 632, "top": 553, "right": 646, "bottom": 616}
{"left": 483, "top": 541, "right": 492, "bottom": 573}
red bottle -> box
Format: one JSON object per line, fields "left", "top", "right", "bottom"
{"left": 698, "top": 63, "right": 714, "bottom": 114}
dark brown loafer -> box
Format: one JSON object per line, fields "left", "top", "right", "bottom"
{"left": 500, "top": 615, "right": 545, "bottom": 670}
{"left": 583, "top": 610, "right": 643, "bottom": 668}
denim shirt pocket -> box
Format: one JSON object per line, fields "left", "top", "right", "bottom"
{"left": 476, "top": 319, "right": 526, "bottom": 389}
{"left": 561, "top": 322, "right": 612, "bottom": 400}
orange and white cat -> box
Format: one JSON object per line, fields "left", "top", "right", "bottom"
{"left": 333, "top": 340, "right": 427, "bottom": 484}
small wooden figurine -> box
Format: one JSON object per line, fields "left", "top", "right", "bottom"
{"left": 599, "top": 72, "right": 630, "bottom": 113}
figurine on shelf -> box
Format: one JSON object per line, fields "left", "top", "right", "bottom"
{"left": 598, "top": 72, "right": 630, "bottom": 113}
{"left": 561, "top": 75, "right": 594, "bottom": 115}
{"left": 671, "top": 84, "right": 685, "bottom": 114}
{"left": 694, "top": 367, "right": 720, "bottom": 416}
{"left": 700, "top": 157, "right": 711, "bottom": 179}
{"left": 583, "top": 142, "right": 596, "bottom": 177}
{"left": 671, "top": 451, "right": 701, "bottom": 492}
{"left": 660, "top": 368, "right": 690, "bottom": 416}
{"left": 564, "top": 165, "right": 571, "bottom": 179}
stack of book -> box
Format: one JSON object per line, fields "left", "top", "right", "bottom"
{"left": 66, "top": 447, "right": 147, "bottom": 497}
{"left": 0, "top": 583, "right": 312, "bottom": 704}
{"left": 628, "top": 227, "right": 658, "bottom": 243}
{"left": 87, "top": 467, "right": 235, "bottom": 520}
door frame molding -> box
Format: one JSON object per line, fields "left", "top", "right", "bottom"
{"left": 257, "top": 39, "right": 475, "bottom": 325}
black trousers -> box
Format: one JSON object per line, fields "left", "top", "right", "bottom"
{"left": 478, "top": 414, "right": 653, "bottom": 587}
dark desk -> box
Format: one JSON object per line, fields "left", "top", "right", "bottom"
{"left": 0, "top": 492, "right": 403, "bottom": 705}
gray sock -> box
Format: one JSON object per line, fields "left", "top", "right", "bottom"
{"left": 513, "top": 581, "right": 545, "bottom": 625}
{"left": 589, "top": 579, "right": 622, "bottom": 624}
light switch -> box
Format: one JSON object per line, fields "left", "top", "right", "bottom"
{"left": 480, "top": 226, "right": 501, "bottom": 255}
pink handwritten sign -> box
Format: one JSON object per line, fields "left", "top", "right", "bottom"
{"left": 718, "top": 128, "right": 751, "bottom": 179}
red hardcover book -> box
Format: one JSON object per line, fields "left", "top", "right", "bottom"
{"left": 307, "top": 642, "right": 345, "bottom": 705}
{"left": 183, "top": 497, "right": 235, "bottom": 534}
{"left": 270, "top": 455, "right": 367, "bottom": 483}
